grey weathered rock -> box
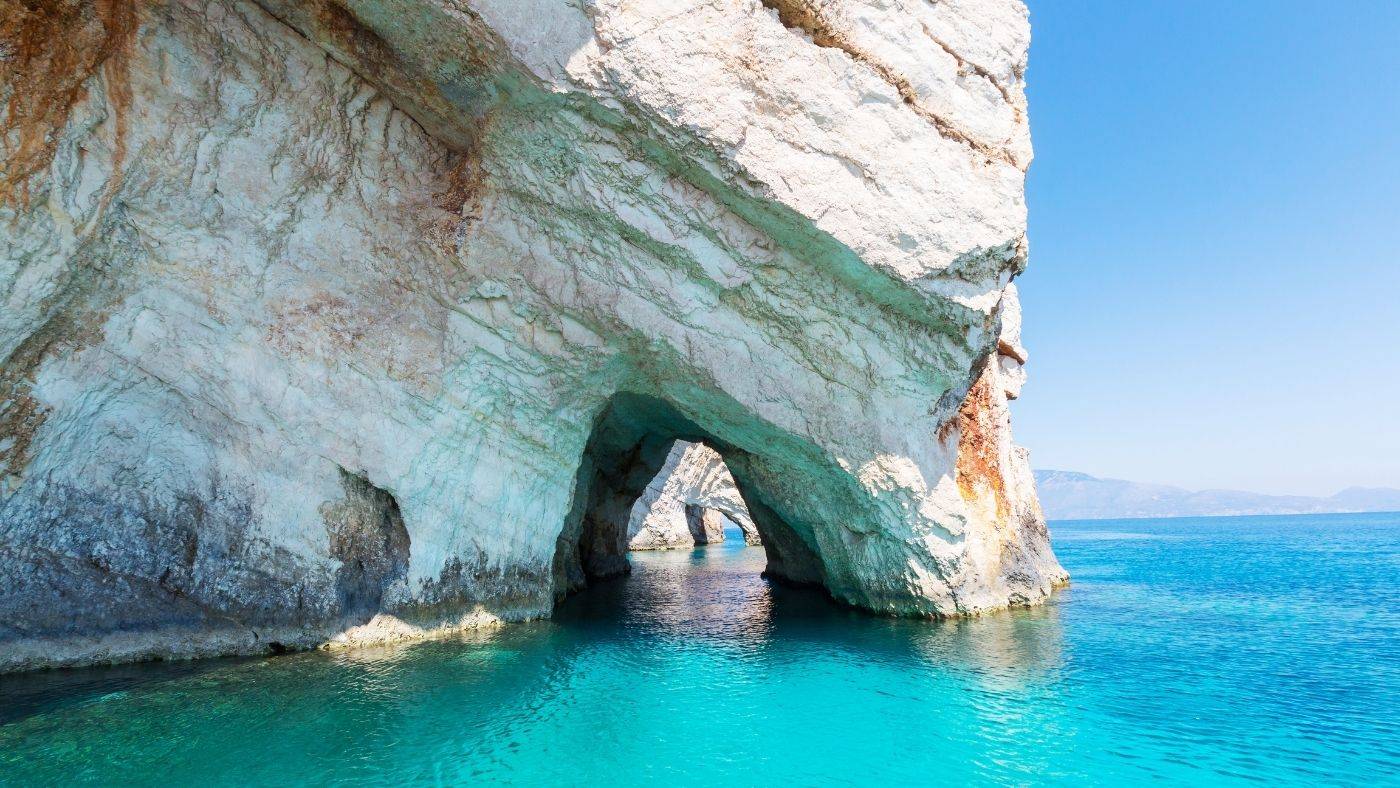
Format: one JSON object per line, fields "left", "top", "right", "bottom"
{"left": 0, "top": 0, "right": 1065, "bottom": 672}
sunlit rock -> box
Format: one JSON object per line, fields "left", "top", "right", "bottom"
{"left": 628, "top": 441, "right": 762, "bottom": 550}
{"left": 0, "top": 0, "right": 1065, "bottom": 672}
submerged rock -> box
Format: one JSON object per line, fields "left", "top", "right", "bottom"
{"left": 0, "top": 0, "right": 1066, "bottom": 672}
{"left": 628, "top": 441, "right": 763, "bottom": 550}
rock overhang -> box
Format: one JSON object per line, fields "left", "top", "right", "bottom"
{"left": 0, "top": 0, "right": 1065, "bottom": 673}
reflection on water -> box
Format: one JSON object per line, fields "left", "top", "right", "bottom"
{"left": 2, "top": 514, "right": 1398, "bottom": 785}
{"left": 562, "top": 542, "right": 777, "bottom": 640}
{"left": 562, "top": 540, "right": 1067, "bottom": 690}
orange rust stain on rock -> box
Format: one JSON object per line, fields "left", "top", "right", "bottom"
{"left": 317, "top": 1, "right": 402, "bottom": 75}
{"left": 953, "top": 370, "right": 1008, "bottom": 518}
{"left": 0, "top": 0, "right": 140, "bottom": 206}
{"left": 436, "top": 150, "right": 485, "bottom": 217}
{"left": 0, "top": 308, "right": 104, "bottom": 484}
{"left": 426, "top": 151, "right": 481, "bottom": 252}
{"left": 0, "top": 384, "right": 49, "bottom": 482}
{"left": 427, "top": 110, "right": 494, "bottom": 251}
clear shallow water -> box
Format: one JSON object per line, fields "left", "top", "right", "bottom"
{"left": 2, "top": 513, "right": 1398, "bottom": 786}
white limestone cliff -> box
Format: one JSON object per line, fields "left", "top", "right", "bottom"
{"left": 0, "top": 0, "right": 1066, "bottom": 672}
{"left": 628, "top": 441, "right": 762, "bottom": 550}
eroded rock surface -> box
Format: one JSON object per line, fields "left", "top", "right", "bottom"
{"left": 0, "top": 0, "right": 1065, "bottom": 672}
{"left": 628, "top": 441, "right": 762, "bottom": 550}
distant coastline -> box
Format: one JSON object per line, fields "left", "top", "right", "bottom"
{"left": 1035, "top": 470, "right": 1400, "bottom": 521}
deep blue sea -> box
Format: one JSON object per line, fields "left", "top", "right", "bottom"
{"left": 2, "top": 512, "right": 1397, "bottom": 785}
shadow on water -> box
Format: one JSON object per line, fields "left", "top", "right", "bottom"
{"left": 0, "top": 656, "right": 238, "bottom": 726}
{"left": 558, "top": 539, "right": 1067, "bottom": 685}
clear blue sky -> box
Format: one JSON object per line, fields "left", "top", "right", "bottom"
{"left": 1014, "top": 1, "right": 1400, "bottom": 496}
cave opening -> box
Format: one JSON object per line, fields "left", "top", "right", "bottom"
{"left": 713, "top": 510, "right": 759, "bottom": 545}
{"left": 551, "top": 392, "right": 821, "bottom": 603}
{"left": 682, "top": 503, "right": 726, "bottom": 546}
{"left": 623, "top": 437, "right": 765, "bottom": 553}
{"left": 327, "top": 468, "right": 411, "bottom": 626}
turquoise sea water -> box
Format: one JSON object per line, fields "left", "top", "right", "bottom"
{"left": 2, "top": 512, "right": 1398, "bottom": 785}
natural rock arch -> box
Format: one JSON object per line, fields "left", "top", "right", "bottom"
{"left": 0, "top": 0, "right": 1066, "bottom": 672}
{"left": 681, "top": 506, "right": 740, "bottom": 547}
{"left": 555, "top": 393, "right": 828, "bottom": 598}
{"left": 628, "top": 441, "right": 762, "bottom": 551}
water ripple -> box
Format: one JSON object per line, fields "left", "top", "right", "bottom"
{"left": 2, "top": 514, "right": 1398, "bottom": 785}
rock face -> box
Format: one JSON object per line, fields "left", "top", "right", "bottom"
{"left": 686, "top": 508, "right": 731, "bottom": 546}
{"left": 0, "top": 0, "right": 1065, "bottom": 672}
{"left": 628, "top": 441, "right": 762, "bottom": 550}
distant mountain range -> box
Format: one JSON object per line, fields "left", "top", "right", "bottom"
{"left": 1034, "top": 470, "right": 1400, "bottom": 521}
